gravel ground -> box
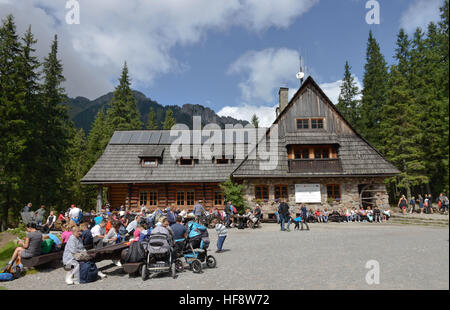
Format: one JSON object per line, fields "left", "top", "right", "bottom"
{"left": 2, "top": 223, "right": 448, "bottom": 290}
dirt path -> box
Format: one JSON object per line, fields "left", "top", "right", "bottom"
{"left": 0, "top": 232, "right": 17, "bottom": 249}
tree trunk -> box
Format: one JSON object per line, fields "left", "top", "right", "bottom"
{"left": 1, "top": 191, "right": 10, "bottom": 232}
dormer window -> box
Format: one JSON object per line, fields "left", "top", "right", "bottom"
{"left": 139, "top": 145, "right": 164, "bottom": 167}
{"left": 178, "top": 158, "right": 194, "bottom": 166}
{"left": 141, "top": 158, "right": 158, "bottom": 167}
{"left": 216, "top": 157, "right": 229, "bottom": 164}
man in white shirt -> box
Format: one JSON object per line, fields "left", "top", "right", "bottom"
{"left": 126, "top": 215, "right": 140, "bottom": 234}
{"left": 90, "top": 220, "right": 106, "bottom": 248}
{"left": 69, "top": 204, "right": 82, "bottom": 224}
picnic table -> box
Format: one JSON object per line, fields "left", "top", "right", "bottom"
{"left": 87, "top": 242, "right": 129, "bottom": 263}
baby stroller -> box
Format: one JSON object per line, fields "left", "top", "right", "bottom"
{"left": 140, "top": 226, "right": 176, "bottom": 280}
{"left": 178, "top": 221, "right": 216, "bottom": 273}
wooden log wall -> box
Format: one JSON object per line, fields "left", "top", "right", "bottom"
{"left": 107, "top": 183, "right": 225, "bottom": 212}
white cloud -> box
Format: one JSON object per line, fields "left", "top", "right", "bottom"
{"left": 217, "top": 104, "right": 278, "bottom": 128}
{"left": 400, "top": 0, "right": 442, "bottom": 33}
{"left": 320, "top": 76, "right": 362, "bottom": 105}
{"left": 228, "top": 48, "right": 300, "bottom": 103}
{"left": 0, "top": 0, "right": 318, "bottom": 99}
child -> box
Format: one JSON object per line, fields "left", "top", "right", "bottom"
{"left": 212, "top": 219, "right": 228, "bottom": 253}
{"left": 293, "top": 215, "right": 302, "bottom": 231}
{"left": 80, "top": 223, "right": 93, "bottom": 247}
{"left": 132, "top": 225, "right": 143, "bottom": 242}
{"left": 61, "top": 224, "right": 73, "bottom": 244}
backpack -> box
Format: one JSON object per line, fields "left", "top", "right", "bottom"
{"left": 232, "top": 206, "right": 237, "bottom": 215}
{"left": 1, "top": 257, "right": 23, "bottom": 280}
{"left": 0, "top": 273, "right": 14, "bottom": 281}
{"left": 41, "top": 238, "right": 54, "bottom": 254}
{"left": 123, "top": 241, "right": 146, "bottom": 263}
{"left": 79, "top": 261, "right": 98, "bottom": 284}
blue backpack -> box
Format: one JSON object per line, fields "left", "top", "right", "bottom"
{"left": 187, "top": 222, "right": 207, "bottom": 239}
{"left": 0, "top": 273, "right": 14, "bottom": 281}
{"left": 79, "top": 261, "right": 98, "bottom": 284}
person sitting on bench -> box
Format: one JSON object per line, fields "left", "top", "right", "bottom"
{"left": 80, "top": 223, "right": 93, "bottom": 247}
{"left": 42, "top": 211, "right": 56, "bottom": 233}
{"left": 63, "top": 226, "right": 86, "bottom": 285}
{"left": 3, "top": 223, "right": 42, "bottom": 272}
{"left": 91, "top": 219, "right": 107, "bottom": 249}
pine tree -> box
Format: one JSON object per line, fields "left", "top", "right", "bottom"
{"left": 106, "top": 62, "right": 143, "bottom": 131}
{"left": 0, "top": 15, "right": 27, "bottom": 230}
{"left": 380, "top": 65, "right": 428, "bottom": 199}
{"left": 147, "top": 107, "right": 158, "bottom": 130}
{"left": 162, "top": 108, "right": 176, "bottom": 130}
{"left": 394, "top": 29, "right": 411, "bottom": 76}
{"left": 19, "top": 26, "right": 42, "bottom": 205}
{"left": 359, "top": 31, "right": 388, "bottom": 147}
{"left": 39, "top": 34, "right": 70, "bottom": 208}
{"left": 336, "top": 61, "right": 360, "bottom": 126}
{"left": 87, "top": 107, "right": 110, "bottom": 167}
{"left": 64, "top": 126, "right": 94, "bottom": 209}
{"left": 251, "top": 114, "right": 259, "bottom": 128}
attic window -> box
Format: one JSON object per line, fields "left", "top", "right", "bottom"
{"left": 311, "top": 119, "right": 324, "bottom": 129}
{"left": 296, "top": 119, "right": 309, "bottom": 129}
{"left": 141, "top": 158, "right": 158, "bottom": 167}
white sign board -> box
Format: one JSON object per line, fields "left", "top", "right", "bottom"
{"left": 295, "top": 184, "right": 321, "bottom": 203}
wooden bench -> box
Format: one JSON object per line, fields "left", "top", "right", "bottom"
{"left": 87, "top": 242, "right": 129, "bottom": 263}
{"left": 21, "top": 250, "right": 63, "bottom": 268}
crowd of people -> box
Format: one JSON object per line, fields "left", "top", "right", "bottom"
{"left": 4, "top": 199, "right": 233, "bottom": 285}
{"left": 275, "top": 200, "right": 392, "bottom": 232}
{"left": 397, "top": 193, "right": 449, "bottom": 215}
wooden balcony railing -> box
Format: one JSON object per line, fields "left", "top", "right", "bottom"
{"left": 288, "top": 158, "right": 343, "bottom": 173}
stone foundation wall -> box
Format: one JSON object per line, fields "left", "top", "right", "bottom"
{"left": 240, "top": 177, "right": 390, "bottom": 218}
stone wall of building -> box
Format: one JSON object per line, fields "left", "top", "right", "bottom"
{"left": 241, "top": 177, "right": 390, "bottom": 218}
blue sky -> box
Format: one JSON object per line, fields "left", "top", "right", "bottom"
{"left": 0, "top": 0, "right": 444, "bottom": 126}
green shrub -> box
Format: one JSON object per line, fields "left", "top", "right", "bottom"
{"left": 219, "top": 178, "right": 247, "bottom": 214}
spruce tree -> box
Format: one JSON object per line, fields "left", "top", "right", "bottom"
{"left": 106, "top": 62, "right": 143, "bottom": 132}
{"left": 162, "top": 108, "right": 176, "bottom": 130}
{"left": 380, "top": 64, "right": 427, "bottom": 199}
{"left": 64, "top": 126, "right": 94, "bottom": 208}
{"left": 336, "top": 61, "right": 360, "bottom": 126}
{"left": 359, "top": 31, "right": 388, "bottom": 147}
{"left": 147, "top": 107, "right": 158, "bottom": 130}
{"left": 39, "top": 34, "right": 70, "bottom": 208}
{"left": 251, "top": 114, "right": 259, "bottom": 128}
{"left": 87, "top": 107, "right": 110, "bottom": 167}
{"left": 0, "top": 15, "right": 27, "bottom": 230}
{"left": 19, "top": 26, "right": 42, "bottom": 205}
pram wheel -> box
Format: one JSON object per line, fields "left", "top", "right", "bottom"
{"left": 171, "top": 263, "right": 176, "bottom": 279}
{"left": 206, "top": 255, "right": 216, "bottom": 268}
{"left": 141, "top": 263, "right": 148, "bottom": 281}
{"left": 191, "top": 259, "right": 202, "bottom": 273}
{"left": 175, "top": 259, "right": 184, "bottom": 272}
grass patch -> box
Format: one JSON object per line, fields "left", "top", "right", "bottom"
{"left": 0, "top": 241, "right": 17, "bottom": 268}
{"left": 0, "top": 286, "right": 7, "bottom": 290}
